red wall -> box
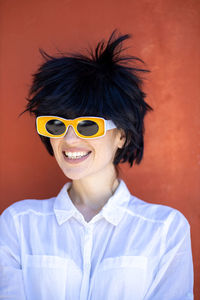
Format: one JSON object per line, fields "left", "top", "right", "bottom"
{"left": 1, "top": 0, "right": 199, "bottom": 298}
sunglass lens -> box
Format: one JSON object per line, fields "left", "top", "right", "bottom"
{"left": 77, "top": 120, "right": 99, "bottom": 136}
{"left": 46, "top": 119, "right": 66, "bottom": 135}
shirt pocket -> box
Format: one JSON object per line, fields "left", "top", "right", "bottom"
{"left": 91, "top": 256, "right": 148, "bottom": 300}
{"left": 23, "top": 255, "right": 77, "bottom": 300}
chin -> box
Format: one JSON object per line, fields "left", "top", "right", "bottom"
{"left": 62, "top": 169, "right": 87, "bottom": 181}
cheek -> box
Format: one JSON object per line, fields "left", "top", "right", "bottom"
{"left": 50, "top": 139, "right": 60, "bottom": 156}
{"left": 95, "top": 138, "right": 118, "bottom": 161}
{"left": 50, "top": 139, "right": 56, "bottom": 153}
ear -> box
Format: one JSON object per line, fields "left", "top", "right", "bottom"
{"left": 117, "top": 129, "right": 126, "bottom": 149}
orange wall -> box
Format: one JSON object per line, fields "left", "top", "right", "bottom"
{"left": 0, "top": 0, "right": 199, "bottom": 298}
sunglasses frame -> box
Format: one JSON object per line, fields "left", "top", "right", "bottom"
{"left": 36, "top": 116, "right": 117, "bottom": 139}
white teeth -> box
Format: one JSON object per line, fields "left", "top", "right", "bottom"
{"left": 64, "top": 151, "right": 89, "bottom": 159}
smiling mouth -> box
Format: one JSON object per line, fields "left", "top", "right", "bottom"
{"left": 63, "top": 151, "right": 91, "bottom": 160}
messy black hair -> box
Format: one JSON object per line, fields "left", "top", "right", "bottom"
{"left": 22, "top": 29, "right": 153, "bottom": 169}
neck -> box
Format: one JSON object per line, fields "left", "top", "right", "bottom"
{"left": 67, "top": 165, "right": 120, "bottom": 212}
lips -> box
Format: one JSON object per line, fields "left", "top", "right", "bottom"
{"left": 62, "top": 150, "right": 92, "bottom": 164}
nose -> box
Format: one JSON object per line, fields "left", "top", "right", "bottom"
{"left": 63, "top": 125, "right": 80, "bottom": 141}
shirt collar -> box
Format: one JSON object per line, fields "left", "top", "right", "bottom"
{"left": 54, "top": 179, "right": 131, "bottom": 226}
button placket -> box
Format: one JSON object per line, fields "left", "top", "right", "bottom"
{"left": 80, "top": 224, "right": 93, "bottom": 300}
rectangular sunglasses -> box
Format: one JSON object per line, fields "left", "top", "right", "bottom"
{"left": 36, "top": 116, "right": 117, "bottom": 139}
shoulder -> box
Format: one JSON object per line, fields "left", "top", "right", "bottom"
{"left": 126, "top": 194, "right": 190, "bottom": 230}
{"left": 1, "top": 197, "right": 56, "bottom": 221}
{"left": 0, "top": 197, "right": 58, "bottom": 246}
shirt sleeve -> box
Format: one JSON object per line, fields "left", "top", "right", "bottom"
{"left": 0, "top": 206, "right": 26, "bottom": 300}
{"left": 144, "top": 210, "right": 194, "bottom": 300}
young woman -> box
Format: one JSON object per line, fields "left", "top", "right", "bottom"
{"left": 0, "top": 31, "right": 193, "bottom": 300}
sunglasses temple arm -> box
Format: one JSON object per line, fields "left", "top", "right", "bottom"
{"left": 105, "top": 120, "right": 117, "bottom": 131}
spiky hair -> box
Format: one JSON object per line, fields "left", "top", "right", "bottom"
{"left": 23, "top": 29, "right": 153, "bottom": 167}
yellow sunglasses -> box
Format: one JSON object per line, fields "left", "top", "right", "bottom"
{"left": 36, "top": 116, "right": 117, "bottom": 139}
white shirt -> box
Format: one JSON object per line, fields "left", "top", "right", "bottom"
{"left": 0, "top": 179, "right": 193, "bottom": 300}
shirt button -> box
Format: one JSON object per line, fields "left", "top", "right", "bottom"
{"left": 86, "top": 225, "right": 92, "bottom": 231}
{"left": 84, "top": 262, "right": 91, "bottom": 271}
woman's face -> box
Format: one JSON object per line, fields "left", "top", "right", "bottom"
{"left": 50, "top": 125, "right": 125, "bottom": 181}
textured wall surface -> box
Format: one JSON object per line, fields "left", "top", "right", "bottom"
{"left": 0, "top": 0, "right": 199, "bottom": 298}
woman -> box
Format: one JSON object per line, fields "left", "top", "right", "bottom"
{"left": 0, "top": 30, "right": 193, "bottom": 299}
